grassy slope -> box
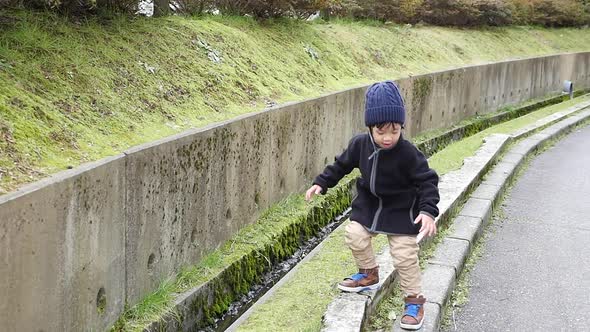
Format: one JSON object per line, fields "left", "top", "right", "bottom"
{"left": 1, "top": 9, "right": 590, "bottom": 194}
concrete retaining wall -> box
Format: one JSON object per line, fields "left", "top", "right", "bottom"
{"left": 0, "top": 156, "right": 126, "bottom": 331}
{"left": 1, "top": 52, "right": 589, "bottom": 331}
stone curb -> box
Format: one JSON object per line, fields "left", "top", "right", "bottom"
{"left": 322, "top": 101, "right": 590, "bottom": 332}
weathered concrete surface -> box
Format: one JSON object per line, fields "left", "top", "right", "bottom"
{"left": 322, "top": 293, "right": 367, "bottom": 332}
{"left": 0, "top": 156, "right": 126, "bottom": 331}
{"left": 483, "top": 161, "right": 518, "bottom": 186}
{"left": 543, "top": 107, "right": 590, "bottom": 137}
{"left": 402, "top": 53, "right": 590, "bottom": 137}
{"left": 459, "top": 198, "right": 493, "bottom": 225}
{"left": 500, "top": 152, "right": 525, "bottom": 166}
{"left": 422, "top": 264, "right": 455, "bottom": 307}
{"left": 429, "top": 238, "right": 470, "bottom": 276}
{"left": 124, "top": 112, "right": 276, "bottom": 303}
{"left": 510, "top": 137, "right": 539, "bottom": 156}
{"left": 470, "top": 183, "right": 502, "bottom": 202}
{"left": 446, "top": 124, "right": 590, "bottom": 332}
{"left": 322, "top": 243, "right": 397, "bottom": 332}
{"left": 448, "top": 215, "right": 484, "bottom": 245}
{"left": 268, "top": 92, "right": 363, "bottom": 200}
{"left": 421, "top": 302, "right": 442, "bottom": 332}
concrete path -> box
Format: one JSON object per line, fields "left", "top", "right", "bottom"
{"left": 445, "top": 124, "right": 590, "bottom": 332}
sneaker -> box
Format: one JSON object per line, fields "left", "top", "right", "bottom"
{"left": 337, "top": 266, "right": 379, "bottom": 292}
{"left": 400, "top": 295, "right": 426, "bottom": 330}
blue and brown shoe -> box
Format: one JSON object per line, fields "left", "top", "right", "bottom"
{"left": 400, "top": 295, "right": 426, "bottom": 330}
{"left": 337, "top": 266, "right": 380, "bottom": 292}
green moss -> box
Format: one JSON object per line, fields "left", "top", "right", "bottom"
{"left": 97, "top": 288, "right": 107, "bottom": 315}
{"left": 412, "top": 76, "right": 433, "bottom": 111}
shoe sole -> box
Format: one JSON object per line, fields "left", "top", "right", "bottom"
{"left": 337, "top": 283, "right": 380, "bottom": 292}
{"left": 399, "top": 315, "right": 424, "bottom": 330}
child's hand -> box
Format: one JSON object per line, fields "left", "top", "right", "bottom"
{"left": 305, "top": 184, "right": 323, "bottom": 201}
{"left": 414, "top": 213, "right": 437, "bottom": 238}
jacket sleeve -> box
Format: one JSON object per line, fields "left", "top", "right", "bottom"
{"left": 312, "top": 136, "right": 360, "bottom": 193}
{"left": 411, "top": 147, "right": 440, "bottom": 219}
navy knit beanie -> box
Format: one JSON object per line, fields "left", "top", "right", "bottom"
{"left": 364, "top": 81, "right": 405, "bottom": 127}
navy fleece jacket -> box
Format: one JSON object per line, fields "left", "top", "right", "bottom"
{"left": 313, "top": 133, "right": 440, "bottom": 235}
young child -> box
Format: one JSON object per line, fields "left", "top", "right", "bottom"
{"left": 305, "top": 81, "right": 440, "bottom": 330}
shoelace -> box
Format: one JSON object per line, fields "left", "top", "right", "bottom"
{"left": 350, "top": 273, "right": 368, "bottom": 281}
{"left": 404, "top": 303, "right": 421, "bottom": 318}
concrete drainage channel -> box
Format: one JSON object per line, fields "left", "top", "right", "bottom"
{"left": 318, "top": 101, "right": 590, "bottom": 332}
{"left": 205, "top": 209, "right": 351, "bottom": 331}
{"left": 143, "top": 96, "right": 590, "bottom": 332}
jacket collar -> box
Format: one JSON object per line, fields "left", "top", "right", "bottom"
{"left": 368, "top": 131, "right": 403, "bottom": 160}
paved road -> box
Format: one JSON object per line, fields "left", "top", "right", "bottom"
{"left": 445, "top": 124, "right": 590, "bottom": 332}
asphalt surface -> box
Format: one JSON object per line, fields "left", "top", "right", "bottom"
{"left": 445, "top": 124, "right": 590, "bottom": 332}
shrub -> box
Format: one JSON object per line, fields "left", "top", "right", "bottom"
{"left": 174, "top": 0, "right": 213, "bottom": 15}
{"left": 510, "top": 0, "right": 535, "bottom": 23}
{"left": 0, "top": 0, "right": 22, "bottom": 9}
{"left": 95, "top": 0, "right": 138, "bottom": 13}
{"left": 420, "top": 0, "right": 480, "bottom": 26}
{"left": 510, "top": 0, "right": 589, "bottom": 26}
{"left": 12, "top": 0, "right": 138, "bottom": 15}
{"left": 420, "top": 0, "right": 513, "bottom": 26}
{"left": 365, "top": 0, "right": 401, "bottom": 21}
{"left": 291, "top": 0, "right": 325, "bottom": 18}
{"left": 320, "top": 0, "right": 363, "bottom": 18}
{"left": 214, "top": 0, "right": 323, "bottom": 19}
{"left": 474, "top": 0, "right": 514, "bottom": 26}
{"left": 397, "top": 0, "right": 425, "bottom": 22}
{"left": 530, "top": 0, "right": 588, "bottom": 26}
{"left": 320, "top": 0, "right": 385, "bottom": 20}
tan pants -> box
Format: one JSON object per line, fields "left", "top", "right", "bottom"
{"left": 345, "top": 220, "right": 422, "bottom": 296}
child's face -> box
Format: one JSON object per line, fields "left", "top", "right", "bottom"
{"left": 371, "top": 122, "right": 402, "bottom": 149}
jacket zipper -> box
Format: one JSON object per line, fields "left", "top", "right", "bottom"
{"left": 369, "top": 149, "right": 382, "bottom": 232}
{"left": 408, "top": 197, "right": 416, "bottom": 228}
